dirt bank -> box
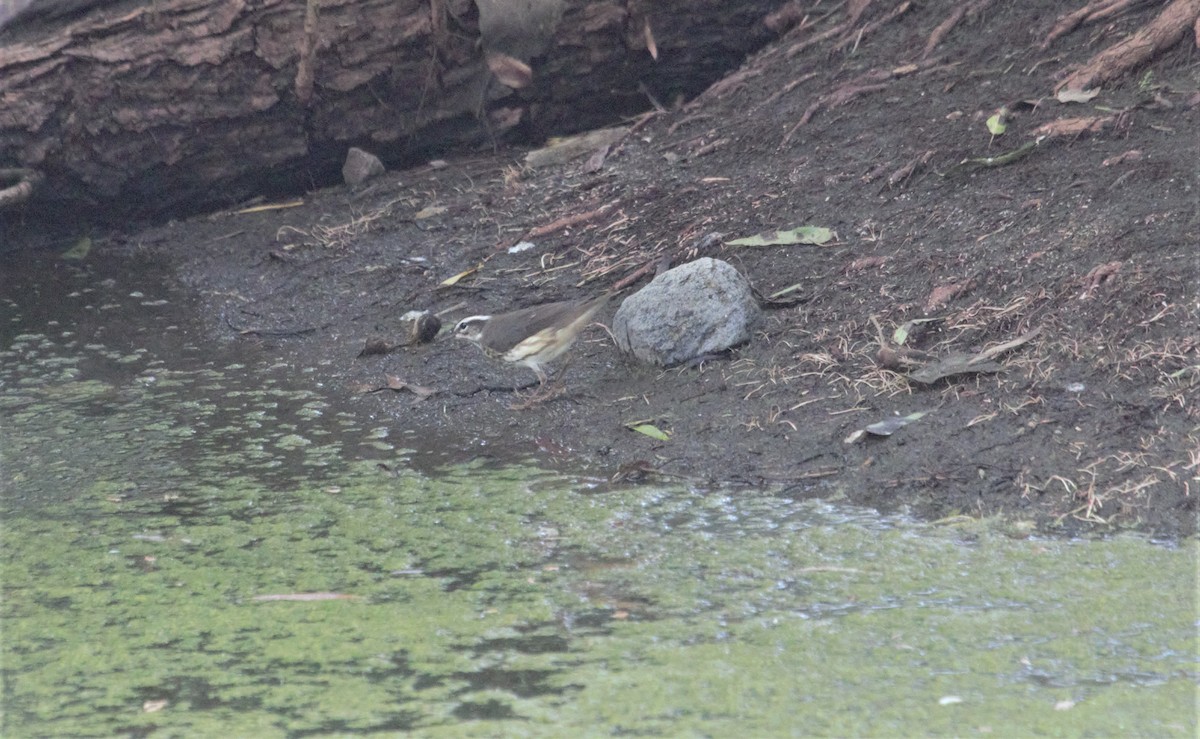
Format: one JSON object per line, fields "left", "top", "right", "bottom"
{"left": 114, "top": 2, "right": 1198, "bottom": 534}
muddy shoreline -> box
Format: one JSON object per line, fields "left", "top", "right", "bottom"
{"left": 38, "top": 2, "right": 1200, "bottom": 534}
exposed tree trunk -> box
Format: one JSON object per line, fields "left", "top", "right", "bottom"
{"left": 0, "top": 0, "right": 777, "bottom": 226}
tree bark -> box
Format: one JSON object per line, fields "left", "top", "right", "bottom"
{"left": 0, "top": 0, "right": 777, "bottom": 226}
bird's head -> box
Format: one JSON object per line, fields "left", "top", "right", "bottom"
{"left": 452, "top": 315, "right": 491, "bottom": 344}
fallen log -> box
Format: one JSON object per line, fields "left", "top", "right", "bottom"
{"left": 0, "top": 0, "right": 777, "bottom": 227}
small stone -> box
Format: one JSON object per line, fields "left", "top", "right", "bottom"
{"left": 358, "top": 338, "right": 394, "bottom": 357}
{"left": 612, "top": 257, "right": 760, "bottom": 366}
{"left": 342, "top": 147, "right": 385, "bottom": 185}
{"left": 398, "top": 310, "right": 441, "bottom": 345}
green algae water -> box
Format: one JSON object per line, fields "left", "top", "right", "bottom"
{"left": 1, "top": 251, "right": 1197, "bottom": 736}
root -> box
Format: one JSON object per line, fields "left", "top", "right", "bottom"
{"left": 0, "top": 168, "right": 42, "bottom": 208}
{"left": 923, "top": 0, "right": 994, "bottom": 59}
{"left": 1041, "top": 0, "right": 1155, "bottom": 50}
{"left": 780, "top": 60, "right": 939, "bottom": 145}
{"left": 1055, "top": 0, "right": 1200, "bottom": 92}
{"left": 786, "top": 0, "right": 912, "bottom": 58}
{"left": 294, "top": 0, "right": 320, "bottom": 105}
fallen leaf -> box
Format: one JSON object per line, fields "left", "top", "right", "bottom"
{"left": 1056, "top": 87, "right": 1099, "bottom": 103}
{"left": 986, "top": 108, "right": 1008, "bottom": 136}
{"left": 864, "top": 409, "right": 933, "bottom": 437}
{"left": 1079, "top": 261, "right": 1121, "bottom": 299}
{"left": 525, "top": 128, "right": 629, "bottom": 168}
{"left": 441, "top": 264, "right": 481, "bottom": 286}
{"left": 384, "top": 375, "right": 437, "bottom": 399}
{"left": 893, "top": 317, "right": 940, "bottom": 346}
{"left": 1030, "top": 115, "right": 1113, "bottom": 139}
{"left": 924, "top": 282, "right": 969, "bottom": 312}
{"left": 486, "top": 52, "right": 532, "bottom": 89}
{"left": 628, "top": 423, "right": 671, "bottom": 441}
{"left": 61, "top": 236, "right": 91, "bottom": 260}
{"left": 942, "top": 140, "right": 1040, "bottom": 176}
{"left": 727, "top": 226, "right": 835, "bottom": 247}
{"left": 907, "top": 327, "right": 1041, "bottom": 384}
{"left": 414, "top": 205, "right": 447, "bottom": 219}
{"left": 643, "top": 17, "right": 658, "bottom": 60}
{"left": 908, "top": 356, "right": 1004, "bottom": 384}
{"left": 845, "top": 256, "right": 888, "bottom": 273}
{"left": 1101, "top": 150, "right": 1142, "bottom": 167}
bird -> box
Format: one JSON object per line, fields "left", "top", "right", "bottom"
{"left": 452, "top": 294, "right": 610, "bottom": 400}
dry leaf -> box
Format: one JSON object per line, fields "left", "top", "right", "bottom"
{"left": 486, "top": 52, "right": 532, "bottom": 89}
{"left": 845, "top": 256, "right": 888, "bottom": 273}
{"left": 1030, "top": 115, "right": 1113, "bottom": 139}
{"left": 385, "top": 375, "right": 437, "bottom": 400}
{"left": 414, "top": 205, "right": 447, "bottom": 219}
{"left": 643, "top": 17, "right": 658, "bottom": 60}
{"left": 441, "top": 264, "right": 481, "bottom": 286}
{"left": 1056, "top": 87, "right": 1099, "bottom": 103}
{"left": 1102, "top": 150, "right": 1142, "bottom": 167}
{"left": 924, "top": 281, "right": 969, "bottom": 311}
{"left": 1079, "top": 261, "right": 1121, "bottom": 299}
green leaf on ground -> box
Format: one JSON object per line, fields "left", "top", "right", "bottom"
{"left": 986, "top": 108, "right": 1008, "bottom": 136}
{"left": 893, "top": 318, "right": 940, "bottom": 346}
{"left": 628, "top": 424, "right": 671, "bottom": 441}
{"left": 61, "top": 237, "right": 91, "bottom": 260}
{"left": 727, "top": 226, "right": 834, "bottom": 247}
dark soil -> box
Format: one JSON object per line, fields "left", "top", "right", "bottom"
{"left": 98, "top": 3, "right": 1200, "bottom": 534}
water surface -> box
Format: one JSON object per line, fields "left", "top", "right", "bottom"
{"left": 1, "top": 248, "right": 1195, "bottom": 736}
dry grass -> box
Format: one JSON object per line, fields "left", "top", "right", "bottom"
{"left": 275, "top": 195, "right": 411, "bottom": 249}
{"left": 1019, "top": 434, "right": 1193, "bottom": 525}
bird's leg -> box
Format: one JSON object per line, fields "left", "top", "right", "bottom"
{"left": 507, "top": 365, "right": 545, "bottom": 408}
{"left": 508, "top": 364, "right": 565, "bottom": 410}
{"left": 542, "top": 353, "right": 575, "bottom": 396}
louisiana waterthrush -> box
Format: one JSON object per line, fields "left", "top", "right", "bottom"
{"left": 452, "top": 294, "right": 610, "bottom": 388}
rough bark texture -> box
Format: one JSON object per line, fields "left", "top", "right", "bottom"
{"left": 0, "top": 0, "right": 777, "bottom": 226}
{"left": 1055, "top": 0, "right": 1200, "bottom": 92}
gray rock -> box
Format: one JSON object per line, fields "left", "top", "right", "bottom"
{"left": 612, "top": 257, "right": 760, "bottom": 366}
{"left": 342, "top": 147, "right": 385, "bottom": 185}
